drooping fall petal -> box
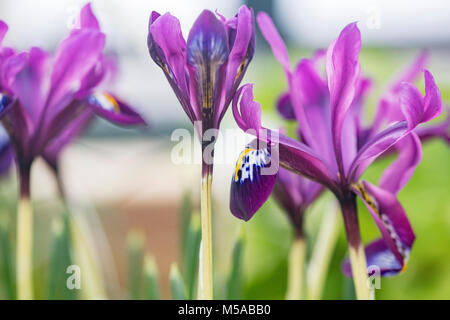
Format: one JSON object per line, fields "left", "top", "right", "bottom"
{"left": 230, "top": 140, "right": 277, "bottom": 221}
{"left": 352, "top": 181, "right": 415, "bottom": 269}
{"left": 86, "top": 92, "right": 146, "bottom": 126}
{"left": 342, "top": 239, "right": 406, "bottom": 277}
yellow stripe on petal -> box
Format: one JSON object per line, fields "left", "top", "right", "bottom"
{"left": 353, "top": 182, "right": 379, "bottom": 215}
{"left": 93, "top": 93, "right": 121, "bottom": 114}
{"left": 401, "top": 261, "right": 408, "bottom": 273}
{"left": 235, "top": 148, "right": 254, "bottom": 182}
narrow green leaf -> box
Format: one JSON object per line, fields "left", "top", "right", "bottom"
{"left": 180, "top": 191, "right": 192, "bottom": 254}
{"left": 144, "top": 255, "right": 160, "bottom": 300}
{"left": 343, "top": 275, "right": 357, "bottom": 300}
{"left": 226, "top": 227, "right": 245, "bottom": 300}
{"left": 170, "top": 264, "right": 186, "bottom": 300}
{"left": 182, "top": 212, "right": 201, "bottom": 300}
{"left": 47, "top": 218, "right": 64, "bottom": 299}
{"left": 47, "top": 213, "right": 75, "bottom": 300}
{"left": 62, "top": 212, "right": 76, "bottom": 300}
{"left": 0, "top": 214, "right": 16, "bottom": 299}
{"left": 127, "top": 231, "right": 145, "bottom": 300}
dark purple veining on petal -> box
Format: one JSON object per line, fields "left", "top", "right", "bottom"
{"left": 187, "top": 10, "right": 229, "bottom": 128}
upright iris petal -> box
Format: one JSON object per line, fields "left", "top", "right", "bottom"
{"left": 187, "top": 10, "right": 229, "bottom": 125}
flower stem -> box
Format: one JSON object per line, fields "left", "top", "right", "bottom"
{"left": 307, "top": 204, "right": 341, "bottom": 300}
{"left": 286, "top": 233, "right": 306, "bottom": 300}
{"left": 340, "top": 194, "right": 370, "bottom": 300}
{"left": 16, "top": 164, "right": 33, "bottom": 300}
{"left": 199, "top": 165, "right": 213, "bottom": 300}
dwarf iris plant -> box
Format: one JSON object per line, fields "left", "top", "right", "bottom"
{"left": 148, "top": 6, "right": 255, "bottom": 299}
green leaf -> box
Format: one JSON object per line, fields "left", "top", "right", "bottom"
{"left": 180, "top": 191, "right": 192, "bottom": 254}
{"left": 226, "top": 227, "right": 245, "bottom": 300}
{"left": 144, "top": 255, "right": 160, "bottom": 300}
{"left": 127, "top": 231, "right": 145, "bottom": 300}
{"left": 343, "top": 275, "right": 356, "bottom": 300}
{"left": 0, "top": 214, "right": 15, "bottom": 299}
{"left": 170, "top": 264, "right": 186, "bottom": 300}
{"left": 182, "top": 212, "right": 201, "bottom": 300}
{"left": 47, "top": 213, "right": 75, "bottom": 300}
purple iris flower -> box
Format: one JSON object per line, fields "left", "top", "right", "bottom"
{"left": 230, "top": 12, "right": 443, "bottom": 299}
{"left": 0, "top": 3, "right": 145, "bottom": 194}
{"left": 147, "top": 6, "right": 255, "bottom": 299}
{"left": 147, "top": 6, "right": 255, "bottom": 169}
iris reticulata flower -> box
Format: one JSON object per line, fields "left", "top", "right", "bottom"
{"left": 147, "top": 6, "right": 255, "bottom": 300}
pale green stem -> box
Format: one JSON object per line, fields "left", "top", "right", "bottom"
{"left": 16, "top": 197, "right": 33, "bottom": 300}
{"left": 199, "top": 173, "right": 213, "bottom": 300}
{"left": 370, "top": 286, "right": 376, "bottom": 300}
{"left": 348, "top": 244, "right": 370, "bottom": 300}
{"left": 144, "top": 255, "right": 160, "bottom": 300}
{"left": 341, "top": 195, "right": 370, "bottom": 300}
{"left": 70, "top": 215, "right": 107, "bottom": 299}
{"left": 286, "top": 236, "right": 306, "bottom": 300}
{"left": 306, "top": 207, "right": 341, "bottom": 300}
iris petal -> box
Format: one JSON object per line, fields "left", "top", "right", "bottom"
{"left": 352, "top": 181, "right": 415, "bottom": 266}
{"left": 0, "top": 125, "right": 13, "bottom": 176}
{"left": 187, "top": 10, "right": 229, "bottom": 124}
{"left": 148, "top": 12, "right": 194, "bottom": 122}
{"left": 0, "top": 91, "right": 12, "bottom": 114}
{"left": 379, "top": 133, "right": 422, "bottom": 195}
{"left": 276, "top": 92, "right": 295, "bottom": 120}
{"left": 342, "top": 239, "right": 405, "bottom": 277}
{"left": 86, "top": 92, "right": 146, "bottom": 126}
{"left": 230, "top": 140, "right": 277, "bottom": 221}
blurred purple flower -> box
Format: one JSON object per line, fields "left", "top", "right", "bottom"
{"left": 273, "top": 167, "right": 323, "bottom": 237}
{"left": 0, "top": 3, "right": 145, "bottom": 194}
{"left": 230, "top": 12, "right": 443, "bottom": 283}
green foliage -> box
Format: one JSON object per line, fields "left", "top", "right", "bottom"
{"left": 226, "top": 228, "right": 245, "bottom": 300}
{"left": 127, "top": 231, "right": 145, "bottom": 300}
{"left": 47, "top": 213, "right": 75, "bottom": 300}
{"left": 0, "top": 214, "right": 15, "bottom": 299}
{"left": 182, "top": 212, "right": 201, "bottom": 300}
{"left": 170, "top": 264, "right": 186, "bottom": 300}
{"left": 144, "top": 255, "right": 160, "bottom": 300}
